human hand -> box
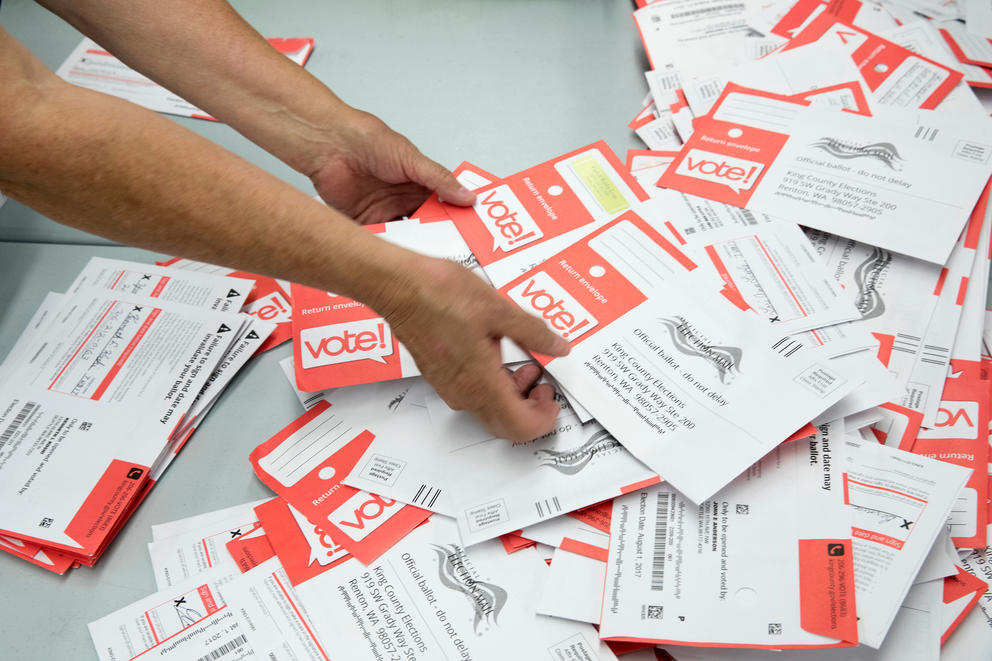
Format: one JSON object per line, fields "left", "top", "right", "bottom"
{"left": 306, "top": 110, "right": 475, "bottom": 223}
{"left": 372, "top": 255, "right": 571, "bottom": 442}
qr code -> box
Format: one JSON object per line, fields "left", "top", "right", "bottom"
{"left": 736, "top": 504, "right": 749, "bottom": 515}
{"left": 646, "top": 605, "right": 664, "bottom": 620}
{"left": 768, "top": 623, "right": 783, "bottom": 635}
{"left": 79, "top": 421, "right": 92, "bottom": 431}
{"left": 39, "top": 517, "right": 53, "bottom": 529}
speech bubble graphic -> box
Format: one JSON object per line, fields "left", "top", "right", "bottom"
{"left": 300, "top": 318, "right": 394, "bottom": 368}
{"left": 245, "top": 291, "right": 292, "bottom": 323}
{"left": 506, "top": 270, "right": 598, "bottom": 342}
{"left": 288, "top": 504, "right": 349, "bottom": 566}
{"left": 675, "top": 148, "right": 764, "bottom": 195}
{"left": 329, "top": 490, "right": 404, "bottom": 541}
{"left": 476, "top": 184, "right": 544, "bottom": 253}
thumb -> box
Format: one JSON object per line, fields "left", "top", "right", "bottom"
{"left": 409, "top": 155, "right": 476, "bottom": 206}
{"left": 497, "top": 303, "right": 571, "bottom": 357}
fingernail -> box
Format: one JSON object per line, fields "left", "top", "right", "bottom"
{"left": 552, "top": 336, "right": 571, "bottom": 355}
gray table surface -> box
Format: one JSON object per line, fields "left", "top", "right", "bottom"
{"left": 0, "top": 1, "right": 987, "bottom": 660}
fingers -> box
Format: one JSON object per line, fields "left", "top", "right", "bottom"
{"left": 408, "top": 155, "right": 475, "bottom": 207}
{"left": 476, "top": 366, "right": 561, "bottom": 442}
{"left": 510, "top": 362, "right": 543, "bottom": 393}
{"left": 495, "top": 304, "right": 571, "bottom": 357}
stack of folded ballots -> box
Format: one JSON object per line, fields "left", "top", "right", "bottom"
{"left": 75, "top": 0, "right": 992, "bottom": 658}
{"left": 0, "top": 257, "right": 288, "bottom": 574}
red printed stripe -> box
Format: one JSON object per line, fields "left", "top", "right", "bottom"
{"left": 91, "top": 309, "right": 162, "bottom": 401}
{"left": 560, "top": 537, "right": 609, "bottom": 562}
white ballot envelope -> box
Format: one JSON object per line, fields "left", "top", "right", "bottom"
{"left": 68, "top": 256, "right": 254, "bottom": 312}
{"left": 680, "top": 41, "right": 868, "bottom": 119}
{"left": 498, "top": 211, "right": 861, "bottom": 503}
{"left": 634, "top": 0, "right": 785, "bottom": 74}
{"left": 57, "top": 37, "right": 315, "bottom": 120}
{"left": 522, "top": 509, "right": 612, "bottom": 561}
{"left": 293, "top": 515, "right": 619, "bottom": 661}
{"left": 658, "top": 83, "right": 992, "bottom": 265}
{"left": 648, "top": 190, "right": 861, "bottom": 334}
{"left": 220, "top": 557, "right": 332, "bottom": 661}
{"left": 88, "top": 566, "right": 257, "bottom": 661}
{"left": 148, "top": 504, "right": 265, "bottom": 589}
{"left": 536, "top": 548, "right": 609, "bottom": 624}
{"left": 0, "top": 290, "right": 239, "bottom": 558}
{"left": 659, "top": 578, "right": 944, "bottom": 661}
{"left": 601, "top": 425, "right": 859, "bottom": 648}
{"left": 343, "top": 389, "right": 659, "bottom": 544}
{"left": 843, "top": 437, "right": 971, "bottom": 647}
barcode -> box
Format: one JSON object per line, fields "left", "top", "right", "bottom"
{"left": 412, "top": 484, "right": 442, "bottom": 509}
{"left": 196, "top": 634, "right": 248, "bottom": 661}
{"left": 0, "top": 402, "right": 38, "bottom": 450}
{"left": 739, "top": 209, "right": 758, "bottom": 225}
{"left": 914, "top": 126, "right": 939, "bottom": 142}
{"left": 651, "top": 493, "right": 672, "bottom": 591}
{"left": 535, "top": 496, "right": 562, "bottom": 519}
{"left": 670, "top": 4, "right": 745, "bottom": 19}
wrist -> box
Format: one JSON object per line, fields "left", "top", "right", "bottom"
{"left": 285, "top": 102, "right": 372, "bottom": 177}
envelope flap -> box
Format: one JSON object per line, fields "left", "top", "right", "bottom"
{"left": 798, "top": 538, "right": 858, "bottom": 643}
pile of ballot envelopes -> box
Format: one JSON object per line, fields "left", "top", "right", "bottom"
{"left": 6, "top": 0, "right": 992, "bottom": 659}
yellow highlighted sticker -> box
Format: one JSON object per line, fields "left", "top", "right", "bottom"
{"left": 571, "top": 155, "right": 629, "bottom": 215}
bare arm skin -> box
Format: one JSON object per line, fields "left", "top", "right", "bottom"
{"left": 0, "top": 15, "right": 569, "bottom": 441}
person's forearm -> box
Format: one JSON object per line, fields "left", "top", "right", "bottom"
{"left": 0, "top": 30, "right": 412, "bottom": 309}
{"left": 37, "top": 0, "right": 357, "bottom": 177}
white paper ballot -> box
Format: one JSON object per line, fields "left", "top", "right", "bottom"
{"left": 499, "top": 212, "right": 863, "bottom": 503}
{"left": 148, "top": 506, "right": 264, "bottom": 589}
{"left": 843, "top": 438, "right": 971, "bottom": 647}
{"left": 659, "top": 86, "right": 992, "bottom": 265}
{"left": 88, "top": 567, "right": 250, "bottom": 661}
{"left": 68, "top": 257, "right": 254, "bottom": 312}
{"left": 343, "top": 389, "right": 658, "bottom": 544}
{"left": 0, "top": 290, "right": 240, "bottom": 558}
{"left": 221, "top": 558, "right": 331, "bottom": 661}
{"left": 536, "top": 548, "right": 608, "bottom": 624}
{"left": 294, "top": 516, "right": 619, "bottom": 661}
{"left": 601, "top": 426, "right": 858, "bottom": 648}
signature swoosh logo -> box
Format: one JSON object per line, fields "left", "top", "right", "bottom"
{"left": 535, "top": 429, "right": 621, "bottom": 475}
{"left": 811, "top": 138, "right": 903, "bottom": 171}
{"left": 433, "top": 545, "right": 507, "bottom": 634}
{"left": 852, "top": 247, "right": 890, "bottom": 320}
{"left": 658, "top": 316, "right": 742, "bottom": 384}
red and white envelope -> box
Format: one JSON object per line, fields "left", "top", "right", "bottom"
{"left": 249, "top": 401, "right": 429, "bottom": 565}
{"left": 784, "top": 14, "right": 963, "bottom": 109}
{"left": 499, "top": 211, "right": 863, "bottom": 503}
{"left": 253, "top": 497, "right": 351, "bottom": 586}
{"left": 658, "top": 83, "right": 992, "bottom": 264}
{"left": 410, "top": 161, "right": 498, "bottom": 222}
{"left": 907, "top": 366, "right": 990, "bottom": 549}
{"left": 442, "top": 141, "right": 649, "bottom": 287}
{"left": 290, "top": 218, "right": 527, "bottom": 391}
